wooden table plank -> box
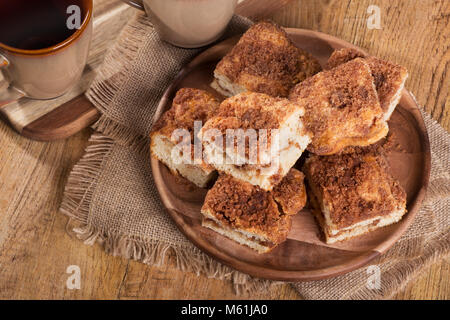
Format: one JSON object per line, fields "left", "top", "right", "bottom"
{"left": 271, "top": 0, "right": 450, "bottom": 132}
{"left": 235, "top": 0, "right": 295, "bottom": 20}
{"left": 0, "top": 0, "right": 448, "bottom": 300}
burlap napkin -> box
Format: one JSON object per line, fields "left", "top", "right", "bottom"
{"left": 60, "top": 12, "right": 450, "bottom": 299}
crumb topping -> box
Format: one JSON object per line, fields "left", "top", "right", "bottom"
{"left": 272, "top": 169, "right": 307, "bottom": 215}
{"left": 216, "top": 21, "right": 321, "bottom": 97}
{"left": 366, "top": 57, "right": 408, "bottom": 112}
{"left": 289, "top": 58, "right": 385, "bottom": 154}
{"left": 303, "top": 147, "right": 406, "bottom": 228}
{"left": 202, "top": 169, "right": 306, "bottom": 242}
{"left": 213, "top": 92, "right": 301, "bottom": 130}
{"left": 204, "top": 174, "right": 280, "bottom": 228}
{"left": 151, "top": 88, "right": 220, "bottom": 140}
{"left": 326, "top": 48, "right": 367, "bottom": 70}
{"left": 326, "top": 48, "right": 408, "bottom": 113}
{"left": 201, "top": 92, "right": 305, "bottom": 162}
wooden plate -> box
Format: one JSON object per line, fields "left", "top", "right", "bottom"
{"left": 150, "top": 29, "right": 431, "bottom": 281}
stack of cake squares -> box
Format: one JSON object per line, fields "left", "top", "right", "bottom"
{"left": 151, "top": 21, "right": 409, "bottom": 253}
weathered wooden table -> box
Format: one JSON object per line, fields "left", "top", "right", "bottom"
{"left": 0, "top": 0, "right": 448, "bottom": 299}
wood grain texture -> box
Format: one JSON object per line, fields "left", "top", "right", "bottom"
{"left": 21, "top": 95, "right": 100, "bottom": 141}
{"left": 0, "top": 0, "right": 448, "bottom": 299}
{"left": 235, "top": 0, "right": 295, "bottom": 20}
{"left": 271, "top": 0, "right": 450, "bottom": 132}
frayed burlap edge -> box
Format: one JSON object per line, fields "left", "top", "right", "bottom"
{"left": 86, "top": 13, "right": 151, "bottom": 154}
{"left": 338, "top": 234, "right": 449, "bottom": 300}
{"left": 86, "top": 14, "right": 150, "bottom": 116}
{"left": 93, "top": 115, "right": 149, "bottom": 155}
{"left": 60, "top": 133, "right": 279, "bottom": 296}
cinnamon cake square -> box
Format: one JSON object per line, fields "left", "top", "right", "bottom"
{"left": 303, "top": 147, "right": 407, "bottom": 244}
{"left": 326, "top": 48, "right": 408, "bottom": 121}
{"left": 212, "top": 21, "right": 321, "bottom": 98}
{"left": 201, "top": 169, "right": 307, "bottom": 253}
{"left": 289, "top": 58, "right": 389, "bottom": 155}
{"left": 150, "top": 88, "right": 219, "bottom": 188}
{"left": 199, "top": 92, "right": 311, "bottom": 191}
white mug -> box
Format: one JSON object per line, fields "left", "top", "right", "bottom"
{"left": 123, "top": 0, "right": 238, "bottom": 48}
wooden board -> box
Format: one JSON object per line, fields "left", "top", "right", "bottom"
{"left": 0, "top": 0, "right": 294, "bottom": 141}
{"left": 150, "top": 29, "right": 431, "bottom": 281}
